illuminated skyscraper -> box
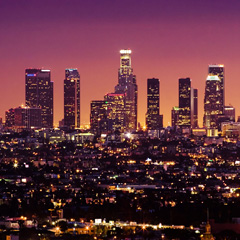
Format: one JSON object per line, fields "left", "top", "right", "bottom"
{"left": 25, "top": 69, "right": 53, "bottom": 128}
{"left": 204, "top": 75, "right": 223, "bottom": 136}
{"left": 104, "top": 93, "right": 126, "bottom": 131}
{"left": 179, "top": 78, "right": 191, "bottom": 127}
{"left": 115, "top": 49, "right": 137, "bottom": 131}
{"left": 90, "top": 100, "right": 109, "bottom": 134}
{"left": 64, "top": 69, "right": 80, "bottom": 129}
{"left": 146, "top": 78, "right": 162, "bottom": 129}
{"left": 171, "top": 106, "right": 179, "bottom": 129}
{"left": 191, "top": 88, "right": 198, "bottom": 128}
{"left": 208, "top": 64, "right": 224, "bottom": 112}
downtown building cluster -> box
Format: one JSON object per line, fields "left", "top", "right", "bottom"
{"left": 3, "top": 50, "right": 161, "bottom": 134}
{"left": 2, "top": 51, "right": 240, "bottom": 240}
{"left": 5, "top": 69, "right": 81, "bottom": 130}
{"left": 3, "top": 50, "right": 239, "bottom": 139}
{"left": 90, "top": 53, "right": 237, "bottom": 138}
{"left": 172, "top": 65, "right": 236, "bottom": 137}
{"left": 90, "top": 50, "right": 137, "bottom": 135}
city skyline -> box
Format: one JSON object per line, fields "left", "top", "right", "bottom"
{"left": 1, "top": 0, "right": 240, "bottom": 127}
{"left": 2, "top": 1, "right": 240, "bottom": 238}
{"left": 0, "top": 53, "right": 236, "bottom": 129}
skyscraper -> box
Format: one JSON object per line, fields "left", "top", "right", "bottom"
{"left": 104, "top": 93, "right": 126, "bottom": 132}
{"left": 146, "top": 78, "right": 162, "bottom": 130}
{"left": 179, "top": 78, "right": 191, "bottom": 127}
{"left": 90, "top": 100, "right": 108, "bottom": 134}
{"left": 115, "top": 49, "right": 137, "bottom": 131}
{"left": 208, "top": 65, "right": 224, "bottom": 112}
{"left": 25, "top": 69, "right": 53, "bottom": 128}
{"left": 64, "top": 69, "right": 80, "bottom": 129}
{"left": 191, "top": 88, "right": 198, "bottom": 128}
{"left": 171, "top": 106, "right": 179, "bottom": 129}
{"left": 204, "top": 75, "right": 223, "bottom": 136}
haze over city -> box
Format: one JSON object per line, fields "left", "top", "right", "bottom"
{"left": 1, "top": 0, "right": 240, "bottom": 126}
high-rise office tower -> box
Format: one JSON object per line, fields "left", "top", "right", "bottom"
{"left": 179, "top": 78, "right": 191, "bottom": 127}
{"left": 208, "top": 65, "right": 224, "bottom": 113}
{"left": 90, "top": 100, "right": 109, "bottom": 134}
{"left": 104, "top": 93, "right": 126, "bottom": 131}
{"left": 115, "top": 49, "right": 137, "bottom": 131}
{"left": 64, "top": 69, "right": 80, "bottom": 129}
{"left": 171, "top": 106, "right": 179, "bottom": 129}
{"left": 204, "top": 75, "right": 223, "bottom": 136}
{"left": 191, "top": 88, "right": 198, "bottom": 128}
{"left": 146, "top": 78, "right": 162, "bottom": 129}
{"left": 25, "top": 69, "right": 53, "bottom": 128}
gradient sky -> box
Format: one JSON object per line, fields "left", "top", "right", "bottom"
{"left": 1, "top": 0, "right": 240, "bottom": 127}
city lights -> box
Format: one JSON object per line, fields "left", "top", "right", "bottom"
{"left": 120, "top": 49, "right": 132, "bottom": 54}
{"left": 1, "top": 1, "right": 240, "bottom": 240}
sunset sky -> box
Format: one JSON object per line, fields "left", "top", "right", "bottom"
{"left": 1, "top": 0, "right": 240, "bottom": 127}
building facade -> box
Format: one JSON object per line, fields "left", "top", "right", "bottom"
{"left": 5, "top": 108, "right": 15, "bottom": 127}
{"left": 90, "top": 100, "right": 109, "bottom": 135}
{"left": 25, "top": 69, "right": 53, "bottom": 128}
{"left": 64, "top": 69, "right": 80, "bottom": 129}
{"left": 203, "top": 75, "right": 223, "bottom": 136}
{"left": 171, "top": 106, "right": 179, "bottom": 129}
{"left": 5, "top": 106, "right": 42, "bottom": 128}
{"left": 191, "top": 88, "right": 198, "bottom": 128}
{"left": 224, "top": 106, "right": 235, "bottom": 122}
{"left": 208, "top": 64, "right": 224, "bottom": 113}
{"left": 104, "top": 93, "right": 126, "bottom": 132}
{"left": 222, "top": 122, "right": 240, "bottom": 138}
{"left": 146, "top": 78, "right": 162, "bottom": 129}
{"left": 115, "top": 49, "right": 137, "bottom": 131}
{"left": 179, "top": 78, "right": 191, "bottom": 127}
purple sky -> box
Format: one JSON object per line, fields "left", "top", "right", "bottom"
{"left": 1, "top": 0, "right": 240, "bottom": 126}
